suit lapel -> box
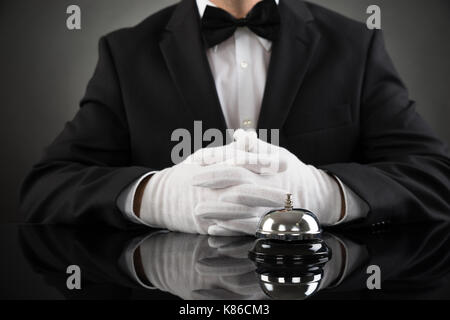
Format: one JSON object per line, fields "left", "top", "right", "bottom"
{"left": 159, "top": 0, "right": 227, "bottom": 133}
{"left": 258, "top": 0, "right": 321, "bottom": 131}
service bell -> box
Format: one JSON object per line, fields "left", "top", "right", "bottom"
{"left": 255, "top": 194, "right": 322, "bottom": 241}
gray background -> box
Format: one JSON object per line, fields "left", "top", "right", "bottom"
{"left": 0, "top": 0, "right": 449, "bottom": 223}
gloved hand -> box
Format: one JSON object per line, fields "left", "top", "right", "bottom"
{"left": 139, "top": 130, "right": 282, "bottom": 235}
{"left": 191, "top": 135, "right": 343, "bottom": 234}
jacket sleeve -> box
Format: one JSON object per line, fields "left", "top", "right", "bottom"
{"left": 19, "top": 37, "right": 152, "bottom": 228}
{"left": 321, "top": 30, "right": 450, "bottom": 228}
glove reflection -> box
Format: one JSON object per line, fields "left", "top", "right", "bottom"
{"left": 138, "top": 233, "right": 266, "bottom": 300}
{"left": 133, "top": 232, "right": 351, "bottom": 300}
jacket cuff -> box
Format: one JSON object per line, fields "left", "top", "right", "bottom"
{"left": 332, "top": 175, "right": 370, "bottom": 226}
{"left": 116, "top": 171, "right": 158, "bottom": 226}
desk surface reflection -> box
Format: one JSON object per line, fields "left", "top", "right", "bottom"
{"left": 1, "top": 223, "right": 450, "bottom": 300}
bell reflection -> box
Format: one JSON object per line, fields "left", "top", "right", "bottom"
{"left": 249, "top": 238, "right": 331, "bottom": 300}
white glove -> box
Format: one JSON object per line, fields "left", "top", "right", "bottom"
{"left": 191, "top": 136, "right": 343, "bottom": 234}
{"left": 139, "top": 130, "right": 282, "bottom": 235}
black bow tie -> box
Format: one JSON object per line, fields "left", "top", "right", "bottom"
{"left": 201, "top": 0, "right": 281, "bottom": 48}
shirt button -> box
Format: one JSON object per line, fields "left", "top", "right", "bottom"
{"left": 240, "top": 61, "right": 248, "bottom": 69}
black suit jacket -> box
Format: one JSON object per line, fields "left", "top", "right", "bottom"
{"left": 20, "top": 0, "right": 450, "bottom": 228}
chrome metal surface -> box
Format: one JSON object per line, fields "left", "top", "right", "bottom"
{"left": 255, "top": 194, "right": 322, "bottom": 241}
{"left": 255, "top": 208, "right": 322, "bottom": 240}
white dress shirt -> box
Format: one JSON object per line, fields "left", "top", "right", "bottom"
{"left": 200, "top": 0, "right": 277, "bottom": 130}
{"left": 117, "top": 0, "right": 368, "bottom": 226}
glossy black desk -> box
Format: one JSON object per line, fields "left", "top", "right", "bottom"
{"left": 1, "top": 223, "right": 449, "bottom": 300}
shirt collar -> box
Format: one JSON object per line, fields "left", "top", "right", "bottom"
{"left": 196, "top": 0, "right": 279, "bottom": 52}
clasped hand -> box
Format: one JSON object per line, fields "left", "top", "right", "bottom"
{"left": 139, "top": 129, "right": 341, "bottom": 235}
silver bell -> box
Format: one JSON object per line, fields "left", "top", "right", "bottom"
{"left": 255, "top": 194, "right": 322, "bottom": 241}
